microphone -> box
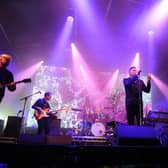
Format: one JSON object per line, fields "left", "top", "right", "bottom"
{"left": 38, "top": 91, "right": 41, "bottom": 94}
{"left": 35, "top": 91, "right": 41, "bottom": 95}
{"left": 138, "top": 70, "right": 141, "bottom": 76}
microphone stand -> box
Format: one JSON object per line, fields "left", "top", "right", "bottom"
{"left": 137, "top": 73, "right": 142, "bottom": 126}
{"left": 18, "top": 91, "right": 41, "bottom": 118}
{"left": 16, "top": 91, "right": 41, "bottom": 135}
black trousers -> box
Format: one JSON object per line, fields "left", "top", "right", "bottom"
{"left": 126, "top": 104, "right": 143, "bottom": 126}
{"left": 37, "top": 117, "right": 50, "bottom": 135}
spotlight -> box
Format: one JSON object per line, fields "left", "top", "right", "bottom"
{"left": 148, "top": 30, "right": 154, "bottom": 35}
{"left": 40, "top": 60, "right": 44, "bottom": 64}
{"left": 67, "top": 16, "right": 74, "bottom": 22}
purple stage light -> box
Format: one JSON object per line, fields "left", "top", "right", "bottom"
{"left": 67, "top": 16, "right": 74, "bottom": 22}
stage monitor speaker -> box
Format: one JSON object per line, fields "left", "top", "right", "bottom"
{"left": 3, "top": 116, "right": 23, "bottom": 138}
{"left": 115, "top": 124, "right": 160, "bottom": 145}
{"left": 46, "top": 135, "right": 72, "bottom": 145}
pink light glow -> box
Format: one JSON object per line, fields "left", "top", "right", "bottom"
{"left": 72, "top": 0, "right": 96, "bottom": 32}
{"left": 72, "top": 0, "right": 112, "bottom": 60}
{"left": 146, "top": 0, "right": 168, "bottom": 29}
{"left": 151, "top": 74, "right": 168, "bottom": 100}
{"left": 133, "top": 0, "right": 168, "bottom": 37}
{"left": 71, "top": 43, "right": 97, "bottom": 89}
{"left": 79, "top": 65, "right": 87, "bottom": 81}
{"left": 71, "top": 43, "right": 77, "bottom": 59}
{"left": 131, "top": 52, "right": 140, "bottom": 70}
{"left": 151, "top": 0, "right": 168, "bottom": 22}
{"left": 105, "top": 69, "right": 119, "bottom": 94}
{"left": 51, "top": 17, "right": 74, "bottom": 65}
{"left": 71, "top": 43, "right": 104, "bottom": 106}
{"left": 148, "top": 30, "right": 155, "bottom": 36}
{"left": 13, "top": 61, "right": 44, "bottom": 94}
{"left": 15, "top": 61, "right": 43, "bottom": 80}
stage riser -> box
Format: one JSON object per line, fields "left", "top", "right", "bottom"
{"left": 18, "top": 134, "right": 111, "bottom": 145}
{"left": 18, "top": 134, "right": 72, "bottom": 145}
{"left": 0, "top": 137, "right": 17, "bottom": 144}
{"left": 72, "top": 135, "right": 112, "bottom": 145}
{"left": 46, "top": 135, "right": 72, "bottom": 145}
{"left": 18, "top": 134, "right": 45, "bottom": 144}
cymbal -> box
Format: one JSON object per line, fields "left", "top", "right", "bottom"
{"left": 71, "top": 108, "right": 84, "bottom": 112}
{"left": 104, "top": 107, "right": 113, "bottom": 109}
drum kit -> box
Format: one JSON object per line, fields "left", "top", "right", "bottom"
{"left": 72, "top": 108, "right": 110, "bottom": 137}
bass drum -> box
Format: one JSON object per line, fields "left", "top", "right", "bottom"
{"left": 91, "top": 122, "right": 106, "bottom": 137}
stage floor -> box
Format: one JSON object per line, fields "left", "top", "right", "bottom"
{"left": 0, "top": 134, "right": 168, "bottom": 168}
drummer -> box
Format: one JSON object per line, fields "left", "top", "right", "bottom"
{"left": 93, "top": 105, "right": 104, "bottom": 122}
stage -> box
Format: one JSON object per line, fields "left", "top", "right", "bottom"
{"left": 1, "top": 116, "right": 168, "bottom": 167}
{"left": 0, "top": 133, "right": 168, "bottom": 168}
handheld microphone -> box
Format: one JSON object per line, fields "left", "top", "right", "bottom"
{"left": 138, "top": 70, "right": 141, "bottom": 76}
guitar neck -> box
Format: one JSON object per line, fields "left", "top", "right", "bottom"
{"left": 5, "top": 81, "right": 22, "bottom": 87}
{"left": 3, "top": 78, "right": 31, "bottom": 88}
{"left": 15, "top": 81, "right": 22, "bottom": 84}
{"left": 48, "top": 107, "right": 69, "bottom": 114}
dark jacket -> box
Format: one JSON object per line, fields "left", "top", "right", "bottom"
{"left": 0, "top": 67, "right": 16, "bottom": 102}
{"left": 123, "top": 75, "right": 151, "bottom": 106}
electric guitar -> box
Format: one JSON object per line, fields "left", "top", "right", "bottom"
{"left": 34, "top": 106, "right": 69, "bottom": 120}
{"left": 0, "top": 78, "right": 31, "bottom": 89}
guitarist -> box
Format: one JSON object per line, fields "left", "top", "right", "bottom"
{"left": 0, "top": 53, "right": 16, "bottom": 103}
{"left": 32, "top": 91, "right": 52, "bottom": 135}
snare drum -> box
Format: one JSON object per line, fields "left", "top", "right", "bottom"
{"left": 91, "top": 122, "right": 106, "bottom": 136}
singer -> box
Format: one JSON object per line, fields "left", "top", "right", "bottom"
{"left": 123, "top": 66, "right": 151, "bottom": 126}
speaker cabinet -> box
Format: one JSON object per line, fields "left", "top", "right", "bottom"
{"left": 115, "top": 124, "right": 160, "bottom": 145}
{"left": 0, "top": 119, "right": 4, "bottom": 136}
{"left": 4, "top": 116, "right": 23, "bottom": 138}
{"left": 46, "top": 135, "right": 72, "bottom": 145}
{"left": 48, "top": 118, "right": 61, "bottom": 136}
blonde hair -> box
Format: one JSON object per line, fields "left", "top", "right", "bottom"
{"left": 1, "top": 54, "right": 12, "bottom": 60}
{"left": 0, "top": 54, "right": 12, "bottom": 67}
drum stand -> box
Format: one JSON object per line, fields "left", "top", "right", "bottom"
{"left": 80, "top": 107, "right": 92, "bottom": 136}
{"left": 72, "top": 108, "right": 89, "bottom": 136}
{"left": 81, "top": 108, "right": 87, "bottom": 136}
